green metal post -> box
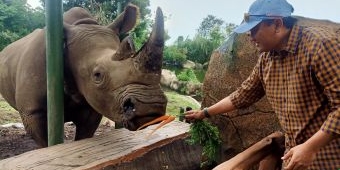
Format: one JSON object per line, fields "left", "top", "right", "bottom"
{"left": 113, "top": 1, "right": 123, "bottom": 130}
{"left": 45, "top": 0, "right": 64, "bottom": 146}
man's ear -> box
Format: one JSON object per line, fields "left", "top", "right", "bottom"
{"left": 274, "top": 18, "right": 284, "bottom": 32}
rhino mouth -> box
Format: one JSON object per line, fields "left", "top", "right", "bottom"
{"left": 121, "top": 98, "right": 165, "bottom": 131}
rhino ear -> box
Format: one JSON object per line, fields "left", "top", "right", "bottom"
{"left": 107, "top": 3, "right": 139, "bottom": 34}
{"left": 63, "top": 23, "right": 72, "bottom": 38}
{"left": 64, "top": 7, "right": 98, "bottom": 25}
{"left": 112, "top": 36, "right": 135, "bottom": 61}
{"left": 63, "top": 23, "right": 78, "bottom": 46}
{"left": 73, "top": 18, "right": 98, "bottom": 25}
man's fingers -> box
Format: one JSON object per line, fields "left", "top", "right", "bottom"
{"left": 282, "top": 150, "right": 292, "bottom": 160}
{"left": 184, "top": 111, "right": 193, "bottom": 115}
{"left": 284, "top": 159, "right": 296, "bottom": 170}
{"left": 282, "top": 150, "right": 294, "bottom": 170}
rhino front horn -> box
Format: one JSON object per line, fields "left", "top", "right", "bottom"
{"left": 136, "top": 7, "right": 164, "bottom": 73}
{"left": 149, "top": 7, "right": 164, "bottom": 48}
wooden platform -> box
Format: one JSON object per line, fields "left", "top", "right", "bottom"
{"left": 0, "top": 121, "right": 202, "bottom": 170}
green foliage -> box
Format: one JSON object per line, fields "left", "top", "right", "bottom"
{"left": 187, "top": 120, "right": 221, "bottom": 165}
{"left": 164, "top": 90, "right": 200, "bottom": 117}
{"left": 177, "top": 68, "right": 201, "bottom": 95}
{"left": 0, "top": 30, "right": 20, "bottom": 50}
{"left": 224, "top": 23, "right": 237, "bottom": 36}
{"left": 183, "top": 36, "right": 215, "bottom": 64}
{"left": 197, "top": 15, "right": 224, "bottom": 38}
{"left": 177, "top": 68, "right": 199, "bottom": 83}
{"left": 163, "top": 45, "right": 187, "bottom": 66}
{"left": 0, "top": 0, "right": 45, "bottom": 50}
{"left": 168, "top": 15, "right": 237, "bottom": 65}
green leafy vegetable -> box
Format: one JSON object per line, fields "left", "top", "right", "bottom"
{"left": 187, "top": 120, "right": 221, "bottom": 165}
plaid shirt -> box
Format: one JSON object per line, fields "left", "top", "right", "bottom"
{"left": 230, "top": 24, "right": 340, "bottom": 169}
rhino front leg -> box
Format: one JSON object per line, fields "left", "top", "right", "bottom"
{"left": 21, "top": 111, "right": 48, "bottom": 147}
{"left": 71, "top": 107, "right": 102, "bottom": 140}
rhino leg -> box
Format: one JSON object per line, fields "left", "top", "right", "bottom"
{"left": 69, "top": 107, "right": 102, "bottom": 140}
{"left": 21, "top": 111, "right": 48, "bottom": 147}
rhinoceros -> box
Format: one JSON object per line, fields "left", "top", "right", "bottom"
{"left": 0, "top": 4, "right": 167, "bottom": 147}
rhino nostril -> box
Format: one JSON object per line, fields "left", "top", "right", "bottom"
{"left": 123, "top": 98, "right": 135, "bottom": 120}
{"left": 123, "top": 98, "right": 135, "bottom": 112}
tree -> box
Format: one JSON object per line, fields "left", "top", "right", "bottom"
{"left": 177, "top": 15, "right": 237, "bottom": 64}
{"left": 224, "top": 23, "right": 237, "bottom": 37}
{"left": 0, "top": 0, "right": 45, "bottom": 50}
{"left": 163, "top": 45, "right": 187, "bottom": 66}
{"left": 183, "top": 36, "right": 214, "bottom": 64}
{"left": 180, "top": 15, "right": 224, "bottom": 64}
{"left": 197, "top": 15, "right": 224, "bottom": 38}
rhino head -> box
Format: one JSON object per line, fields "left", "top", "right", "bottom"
{"left": 63, "top": 4, "right": 167, "bottom": 131}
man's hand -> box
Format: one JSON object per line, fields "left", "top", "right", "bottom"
{"left": 282, "top": 143, "right": 317, "bottom": 170}
{"left": 184, "top": 109, "right": 205, "bottom": 122}
{"left": 282, "top": 130, "right": 336, "bottom": 170}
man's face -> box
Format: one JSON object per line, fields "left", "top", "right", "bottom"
{"left": 248, "top": 20, "right": 281, "bottom": 52}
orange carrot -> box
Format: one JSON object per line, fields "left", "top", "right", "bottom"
{"left": 146, "top": 116, "right": 175, "bottom": 138}
{"left": 137, "top": 115, "right": 170, "bottom": 131}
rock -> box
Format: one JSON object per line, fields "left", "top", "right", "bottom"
{"left": 1, "top": 123, "right": 24, "bottom": 129}
{"left": 184, "top": 82, "right": 202, "bottom": 95}
{"left": 161, "top": 69, "right": 180, "bottom": 91}
{"left": 182, "top": 60, "right": 196, "bottom": 69}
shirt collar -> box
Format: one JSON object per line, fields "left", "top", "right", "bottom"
{"left": 284, "top": 24, "right": 302, "bottom": 54}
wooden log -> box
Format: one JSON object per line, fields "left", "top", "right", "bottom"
{"left": 0, "top": 121, "right": 202, "bottom": 170}
{"left": 212, "top": 132, "right": 285, "bottom": 170}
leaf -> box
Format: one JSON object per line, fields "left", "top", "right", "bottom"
{"left": 186, "top": 120, "right": 221, "bottom": 166}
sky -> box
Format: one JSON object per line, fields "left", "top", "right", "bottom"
{"left": 28, "top": 0, "right": 340, "bottom": 44}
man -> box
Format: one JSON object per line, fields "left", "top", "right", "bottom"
{"left": 185, "top": 0, "right": 340, "bottom": 169}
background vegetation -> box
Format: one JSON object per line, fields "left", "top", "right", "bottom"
{"left": 1, "top": 0, "right": 236, "bottom": 66}
{"left": 0, "top": 0, "right": 44, "bottom": 50}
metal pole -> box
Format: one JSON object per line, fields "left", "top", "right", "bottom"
{"left": 45, "top": 0, "right": 64, "bottom": 146}
{"left": 113, "top": 0, "right": 124, "bottom": 130}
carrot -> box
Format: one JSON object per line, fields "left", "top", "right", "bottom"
{"left": 137, "top": 115, "right": 170, "bottom": 131}
{"left": 146, "top": 116, "right": 176, "bottom": 138}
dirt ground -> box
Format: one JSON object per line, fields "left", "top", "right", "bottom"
{"left": 0, "top": 94, "right": 116, "bottom": 160}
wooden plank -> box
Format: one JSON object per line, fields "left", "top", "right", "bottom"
{"left": 0, "top": 121, "right": 202, "bottom": 170}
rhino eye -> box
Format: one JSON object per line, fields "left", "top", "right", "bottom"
{"left": 93, "top": 72, "right": 103, "bottom": 84}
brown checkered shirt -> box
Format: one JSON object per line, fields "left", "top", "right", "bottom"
{"left": 230, "top": 24, "right": 340, "bottom": 169}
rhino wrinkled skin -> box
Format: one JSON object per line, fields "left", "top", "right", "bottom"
{"left": 0, "top": 4, "right": 167, "bottom": 147}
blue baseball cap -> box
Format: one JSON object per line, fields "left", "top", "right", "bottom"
{"left": 233, "top": 0, "right": 294, "bottom": 33}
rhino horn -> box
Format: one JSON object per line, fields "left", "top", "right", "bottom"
{"left": 136, "top": 7, "right": 164, "bottom": 73}
{"left": 112, "top": 35, "right": 136, "bottom": 61}
{"left": 148, "top": 7, "right": 164, "bottom": 48}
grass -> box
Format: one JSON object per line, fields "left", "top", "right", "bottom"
{"left": 0, "top": 100, "right": 20, "bottom": 125}
{"left": 165, "top": 90, "right": 200, "bottom": 117}
{"left": 0, "top": 100, "right": 16, "bottom": 112}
